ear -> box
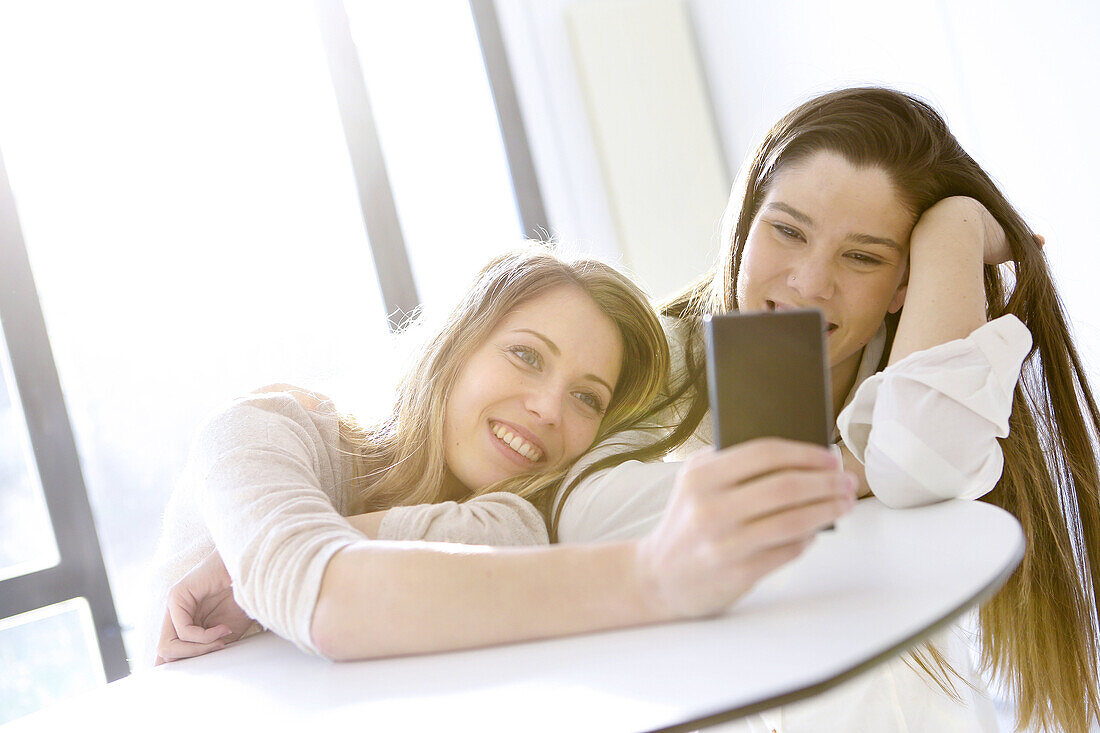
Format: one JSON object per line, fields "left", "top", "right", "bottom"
{"left": 888, "top": 282, "right": 907, "bottom": 314}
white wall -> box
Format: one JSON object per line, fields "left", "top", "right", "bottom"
{"left": 690, "top": 0, "right": 1100, "bottom": 370}
{"left": 504, "top": 0, "right": 1100, "bottom": 369}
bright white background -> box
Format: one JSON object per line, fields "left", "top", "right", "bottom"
{"left": 0, "top": 0, "right": 522, "bottom": 697}
{"left": 1, "top": 0, "right": 1098, "bottom": 730}
{"left": 503, "top": 0, "right": 1100, "bottom": 371}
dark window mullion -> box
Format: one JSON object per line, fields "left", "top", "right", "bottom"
{"left": 469, "top": 0, "right": 549, "bottom": 241}
{"left": 0, "top": 147, "right": 129, "bottom": 681}
{"left": 312, "top": 0, "right": 420, "bottom": 329}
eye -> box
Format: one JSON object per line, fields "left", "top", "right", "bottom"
{"left": 506, "top": 345, "right": 542, "bottom": 369}
{"left": 846, "top": 251, "right": 884, "bottom": 266}
{"left": 573, "top": 390, "right": 606, "bottom": 415}
{"left": 771, "top": 222, "right": 805, "bottom": 241}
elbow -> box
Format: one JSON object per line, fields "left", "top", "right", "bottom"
{"left": 308, "top": 589, "right": 341, "bottom": 660}
{"left": 865, "top": 445, "right": 1001, "bottom": 509}
{"left": 310, "top": 594, "right": 353, "bottom": 662}
{"left": 862, "top": 450, "right": 954, "bottom": 509}
{"left": 309, "top": 559, "right": 374, "bottom": 662}
{"left": 309, "top": 547, "right": 389, "bottom": 662}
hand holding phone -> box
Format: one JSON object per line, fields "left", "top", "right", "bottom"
{"left": 703, "top": 310, "right": 840, "bottom": 529}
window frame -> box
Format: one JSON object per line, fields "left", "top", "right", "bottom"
{"left": 0, "top": 147, "right": 129, "bottom": 681}
{"left": 0, "top": 0, "right": 548, "bottom": 687}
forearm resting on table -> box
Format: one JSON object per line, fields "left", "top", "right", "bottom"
{"left": 310, "top": 539, "right": 660, "bottom": 661}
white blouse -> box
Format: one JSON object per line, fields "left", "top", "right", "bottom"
{"left": 553, "top": 314, "right": 1033, "bottom": 733}
{"left": 556, "top": 314, "right": 1032, "bottom": 542}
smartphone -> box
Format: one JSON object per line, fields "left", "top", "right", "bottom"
{"left": 703, "top": 310, "right": 832, "bottom": 449}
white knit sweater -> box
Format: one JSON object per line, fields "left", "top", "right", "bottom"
{"left": 140, "top": 392, "right": 549, "bottom": 665}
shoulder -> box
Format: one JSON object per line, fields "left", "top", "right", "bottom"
{"left": 251, "top": 383, "right": 335, "bottom": 412}
{"left": 557, "top": 457, "right": 682, "bottom": 542}
{"left": 193, "top": 385, "right": 339, "bottom": 462}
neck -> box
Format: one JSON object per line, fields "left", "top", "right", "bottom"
{"left": 439, "top": 469, "right": 470, "bottom": 503}
{"left": 829, "top": 350, "right": 862, "bottom": 419}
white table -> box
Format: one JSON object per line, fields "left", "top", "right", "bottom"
{"left": 8, "top": 499, "right": 1023, "bottom": 732}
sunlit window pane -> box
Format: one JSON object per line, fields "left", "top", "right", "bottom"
{"left": 0, "top": 324, "right": 59, "bottom": 582}
{"left": 0, "top": 598, "right": 105, "bottom": 724}
{"left": 346, "top": 0, "right": 527, "bottom": 319}
{"left": 0, "top": 0, "right": 395, "bottom": 660}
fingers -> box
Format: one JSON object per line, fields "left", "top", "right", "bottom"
{"left": 642, "top": 441, "right": 857, "bottom": 621}
{"left": 168, "top": 593, "right": 233, "bottom": 644}
{"left": 157, "top": 637, "right": 229, "bottom": 663}
{"left": 729, "top": 497, "right": 851, "bottom": 552}
{"left": 718, "top": 468, "right": 855, "bottom": 526}
{"left": 732, "top": 537, "right": 811, "bottom": 582}
{"left": 156, "top": 609, "right": 230, "bottom": 663}
{"left": 684, "top": 438, "right": 839, "bottom": 493}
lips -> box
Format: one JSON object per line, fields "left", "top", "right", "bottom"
{"left": 489, "top": 420, "right": 544, "bottom": 463}
{"left": 765, "top": 300, "right": 838, "bottom": 334}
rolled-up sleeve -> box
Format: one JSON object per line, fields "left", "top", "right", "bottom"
{"left": 194, "top": 401, "right": 363, "bottom": 656}
{"left": 377, "top": 492, "right": 549, "bottom": 546}
{"left": 837, "top": 314, "right": 1032, "bottom": 508}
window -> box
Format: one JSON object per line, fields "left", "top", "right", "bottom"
{"left": 0, "top": 0, "right": 543, "bottom": 721}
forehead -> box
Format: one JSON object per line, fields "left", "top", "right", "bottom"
{"left": 763, "top": 151, "right": 915, "bottom": 243}
{"left": 493, "top": 285, "right": 623, "bottom": 382}
{"left": 496, "top": 284, "right": 599, "bottom": 322}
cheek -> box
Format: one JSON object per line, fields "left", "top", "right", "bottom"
{"left": 735, "top": 239, "right": 771, "bottom": 305}
{"left": 444, "top": 371, "right": 482, "bottom": 442}
{"left": 561, "top": 418, "right": 601, "bottom": 465}
{"left": 734, "top": 254, "right": 753, "bottom": 308}
{"left": 866, "top": 275, "right": 905, "bottom": 318}
{"left": 840, "top": 280, "right": 898, "bottom": 341}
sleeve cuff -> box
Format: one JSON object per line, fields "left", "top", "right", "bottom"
{"left": 377, "top": 493, "right": 549, "bottom": 546}
{"left": 838, "top": 314, "right": 1032, "bottom": 464}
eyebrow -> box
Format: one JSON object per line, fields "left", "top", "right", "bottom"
{"left": 512, "top": 328, "right": 615, "bottom": 394}
{"left": 765, "top": 202, "right": 904, "bottom": 252}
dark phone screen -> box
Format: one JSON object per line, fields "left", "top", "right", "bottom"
{"left": 703, "top": 310, "right": 832, "bottom": 449}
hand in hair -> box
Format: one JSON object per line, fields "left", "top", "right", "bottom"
{"left": 155, "top": 551, "right": 254, "bottom": 665}
{"left": 913, "top": 196, "right": 1012, "bottom": 265}
{"left": 634, "top": 438, "right": 856, "bottom": 619}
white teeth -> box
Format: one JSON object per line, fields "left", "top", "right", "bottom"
{"left": 491, "top": 422, "right": 541, "bottom": 462}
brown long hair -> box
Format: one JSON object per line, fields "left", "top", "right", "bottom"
{"left": 338, "top": 245, "right": 669, "bottom": 520}
{"left": 661, "top": 87, "right": 1100, "bottom": 732}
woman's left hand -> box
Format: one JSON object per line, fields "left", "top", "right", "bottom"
{"left": 155, "top": 550, "right": 254, "bottom": 665}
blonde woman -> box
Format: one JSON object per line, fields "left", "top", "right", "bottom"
{"left": 554, "top": 88, "right": 1099, "bottom": 732}
{"left": 147, "top": 246, "right": 855, "bottom": 665}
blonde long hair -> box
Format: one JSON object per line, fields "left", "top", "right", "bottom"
{"left": 661, "top": 87, "right": 1100, "bottom": 732}
{"left": 338, "top": 246, "right": 669, "bottom": 520}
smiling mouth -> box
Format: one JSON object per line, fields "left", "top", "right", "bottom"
{"left": 766, "top": 300, "right": 838, "bottom": 334}
{"left": 490, "top": 421, "right": 543, "bottom": 463}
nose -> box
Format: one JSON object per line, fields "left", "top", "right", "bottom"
{"left": 787, "top": 251, "right": 836, "bottom": 301}
{"left": 524, "top": 384, "right": 563, "bottom": 426}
